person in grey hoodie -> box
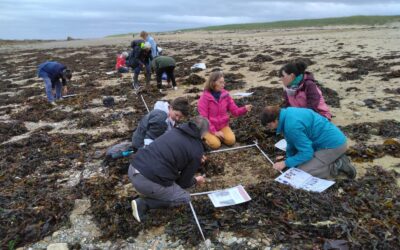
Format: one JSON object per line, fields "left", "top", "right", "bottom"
{"left": 131, "top": 97, "right": 190, "bottom": 151}
{"left": 129, "top": 116, "right": 209, "bottom": 223}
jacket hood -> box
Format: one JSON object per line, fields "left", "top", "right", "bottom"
{"left": 177, "top": 122, "right": 201, "bottom": 139}
{"left": 303, "top": 71, "right": 315, "bottom": 81}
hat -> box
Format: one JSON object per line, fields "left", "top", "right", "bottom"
{"left": 122, "top": 52, "right": 129, "bottom": 58}
{"left": 143, "top": 42, "right": 151, "bottom": 49}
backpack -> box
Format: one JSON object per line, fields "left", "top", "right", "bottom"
{"left": 130, "top": 39, "right": 144, "bottom": 50}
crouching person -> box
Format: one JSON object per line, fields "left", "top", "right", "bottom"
{"left": 131, "top": 97, "right": 189, "bottom": 151}
{"left": 37, "top": 61, "right": 72, "bottom": 104}
{"left": 129, "top": 116, "right": 209, "bottom": 222}
{"left": 261, "top": 106, "right": 356, "bottom": 179}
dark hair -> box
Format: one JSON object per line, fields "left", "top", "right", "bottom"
{"left": 260, "top": 106, "right": 281, "bottom": 126}
{"left": 278, "top": 61, "right": 307, "bottom": 78}
{"left": 171, "top": 97, "right": 190, "bottom": 117}
{"left": 62, "top": 69, "right": 72, "bottom": 80}
{"left": 192, "top": 116, "right": 209, "bottom": 136}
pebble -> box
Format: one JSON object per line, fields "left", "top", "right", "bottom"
{"left": 47, "top": 243, "right": 68, "bottom": 250}
{"left": 353, "top": 112, "right": 362, "bottom": 118}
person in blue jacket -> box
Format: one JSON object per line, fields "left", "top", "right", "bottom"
{"left": 37, "top": 61, "right": 72, "bottom": 104}
{"left": 260, "top": 106, "right": 356, "bottom": 179}
{"left": 140, "top": 31, "right": 158, "bottom": 59}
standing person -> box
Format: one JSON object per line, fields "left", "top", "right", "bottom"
{"left": 197, "top": 71, "right": 252, "bottom": 149}
{"left": 279, "top": 61, "right": 332, "bottom": 120}
{"left": 37, "top": 61, "right": 72, "bottom": 104}
{"left": 132, "top": 97, "right": 190, "bottom": 151}
{"left": 152, "top": 56, "right": 177, "bottom": 92}
{"left": 128, "top": 42, "right": 152, "bottom": 89}
{"left": 129, "top": 116, "right": 209, "bottom": 222}
{"left": 260, "top": 106, "right": 356, "bottom": 179}
{"left": 140, "top": 31, "right": 158, "bottom": 59}
{"left": 115, "top": 52, "right": 129, "bottom": 73}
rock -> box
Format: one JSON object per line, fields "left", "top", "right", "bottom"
{"left": 79, "top": 142, "right": 87, "bottom": 148}
{"left": 47, "top": 243, "right": 68, "bottom": 250}
{"left": 353, "top": 112, "right": 362, "bottom": 118}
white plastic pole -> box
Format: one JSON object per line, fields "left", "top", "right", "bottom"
{"left": 208, "top": 143, "right": 256, "bottom": 154}
{"left": 254, "top": 141, "right": 283, "bottom": 173}
{"left": 189, "top": 201, "right": 207, "bottom": 244}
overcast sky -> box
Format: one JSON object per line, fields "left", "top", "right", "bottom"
{"left": 0, "top": 0, "right": 399, "bottom": 40}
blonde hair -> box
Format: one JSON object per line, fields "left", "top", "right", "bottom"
{"left": 204, "top": 71, "right": 224, "bottom": 91}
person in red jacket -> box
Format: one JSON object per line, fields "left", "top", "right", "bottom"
{"left": 115, "top": 52, "right": 129, "bottom": 73}
{"left": 197, "top": 71, "right": 252, "bottom": 149}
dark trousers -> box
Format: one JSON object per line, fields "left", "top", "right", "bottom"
{"left": 156, "top": 66, "right": 176, "bottom": 89}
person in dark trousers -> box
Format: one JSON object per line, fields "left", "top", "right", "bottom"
{"left": 129, "top": 116, "right": 209, "bottom": 223}
{"left": 128, "top": 42, "right": 152, "bottom": 89}
{"left": 261, "top": 106, "right": 356, "bottom": 179}
{"left": 132, "top": 97, "right": 190, "bottom": 151}
{"left": 37, "top": 61, "right": 72, "bottom": 104}
{"left": 152, "top": 56, "right": 177, "bottom": 92}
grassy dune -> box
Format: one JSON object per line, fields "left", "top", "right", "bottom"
{"left": 190, "top": 15, "right": 400, "bottom": 31}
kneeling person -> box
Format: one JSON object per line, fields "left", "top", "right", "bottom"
{"left": 261, "top": 106, "right": 356, "bottom": 179}
{"left": 131, "top": 97, "right": 189, "bottom": 151}
{"left": 129, "top": 116, "right": 209, "bottom": 222}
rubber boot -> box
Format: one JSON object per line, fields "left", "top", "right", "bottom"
{"left": 132, "top": 73, "right": 140, "bottom": 89}
{"left": 145, "top": 73, "right": 151, "bottom": 85}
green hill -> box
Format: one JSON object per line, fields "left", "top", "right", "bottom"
{"left": 191, "top": 15, "right": 400, "bottom": 31}
{"left": 106, "top": 15, "right": 400, "bottom": 37}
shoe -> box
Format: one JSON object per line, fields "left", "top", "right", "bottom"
{"left": 173, "top": 86, "right": 178, "bottom": 90}
{"left": 159, "top": 89, "right": 163, "bottom": 93}
{"left": 131, "top": 198, "right": 147, "bottom": 223}
{"left": 50, "top": 102, "right": 57, "bottom": 106}
{"left": 332, "top": 155, "right": 357, "bottom": 179}
{"left": 132, "top": 82, "right": 140, "bottom": 90}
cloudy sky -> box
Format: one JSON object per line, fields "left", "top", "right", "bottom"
{"left": 0, "top": 0, "right": 399, "bottom": 39}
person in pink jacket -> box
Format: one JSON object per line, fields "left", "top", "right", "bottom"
{"left": 198, "top": 71, "right": 252, "bottom": 149}
{"left": 279, "top": 61, "right": 332, "bottom": 120}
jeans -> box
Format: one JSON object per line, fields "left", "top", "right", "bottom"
{"left": 134, "top": 63, "right": 151, "bottom": 77}
{"left": 41, "top": 76, "right": 62, "bottom": 102}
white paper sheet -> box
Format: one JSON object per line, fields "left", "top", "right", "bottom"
{"left": 275, "top": 168, "right": 335, "bottom": 193}
{"left": 208, "top": 185, "right": 251, "bottom": 207}
{"left": 274, "top": 139, "right": 287, "bottom": 151}
{"left": 232, "top": 92, "right": 254, "bottom": 97}
{"left": 190, "top": 63, "right": 206, "bottom": 70}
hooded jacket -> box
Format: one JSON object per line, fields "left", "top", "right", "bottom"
{"left": 197, "top": 89, "right": 247, "bottom": 133}
{"left": 283, "top": 72, "right": 331, "bottom": 119}
{"left": 131, "top": 122, "right": 204, "bottom": 188}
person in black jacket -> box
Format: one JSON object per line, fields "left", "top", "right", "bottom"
{"left": 129, "top": 116, "right": 209, "bottom": 223}
{"left": 128, "top": 41, "right": 152, "bottom": 89}
{"left": 131, "top": 97, "right": 190, "bottom": 151}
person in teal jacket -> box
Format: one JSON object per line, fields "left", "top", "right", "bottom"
{"left": 260, "top": 106, "right": 356, "bottom": 179}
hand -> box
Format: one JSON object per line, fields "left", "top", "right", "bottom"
{"left": 201, "top": 155, "right": 207, "bottom": 165}
{"left": 215, "top": 131, "right": 224, "bottom": 140}
{"left": 273, "top": 161, "right": 286, "bottom": 171}
{"left": 276, "top": 155, "right": 285, "bottom": 161}
{"left": 195, "top": 176, "right": 206, "bottom": 185}
{"left": 245, "top": 104, "right": 253, "bottom": 112}
{"left": 63, "top": 86, "right": 68, "bottom": 95}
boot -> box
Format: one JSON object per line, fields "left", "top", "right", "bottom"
{"left": 131, "top": 198, "right": 148, "bottom": 223}
{"left": 132, "top": 73, "right": 140, "bottom": 89}
{"left": 145, "top": 73, "right": 151, "bottom": 85}
{"left": 330, "top": 154, "right": 357, "bottom": 179}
